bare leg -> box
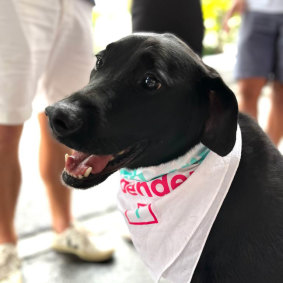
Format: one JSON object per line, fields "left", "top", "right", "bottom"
{"left": 38, "top": 113, "right": 72, "bottom": 233}
{"left": 38, "top": 113, "right": 115, "bottom": 261}
{"left": 0, "top": 125, "right": 23, "bottom": 244}
{"left": 266, "top": 81, "right": 283, "bottom": 145}
{"left": 237, "top": 78, "right": 267, "bottom": 120}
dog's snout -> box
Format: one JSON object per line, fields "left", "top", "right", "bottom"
{"left": 45, "top": 104, "right": 83, "bottom": 137}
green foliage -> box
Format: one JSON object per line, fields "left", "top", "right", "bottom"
{"left": 202, "top": 0, "right": 230, "bottom": 31}
{"left": 201, "top": 0, "right": 240, "bottom": 55}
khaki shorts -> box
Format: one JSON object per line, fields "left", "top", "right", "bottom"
{"left": 0, "top": 0, "right": 94, "bottom": 125}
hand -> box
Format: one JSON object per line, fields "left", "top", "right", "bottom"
{"left": 223, "top": 0, "right": 246, "bottom": 33}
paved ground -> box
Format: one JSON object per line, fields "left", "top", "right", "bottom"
{"left": 15, "top": 50, "right": 282, "bottom": 283}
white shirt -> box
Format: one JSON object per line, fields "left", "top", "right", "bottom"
{"left": 247, "top": 0, "right": 283, "bottom": 13}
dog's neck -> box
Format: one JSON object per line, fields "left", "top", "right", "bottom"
{"left": 120, "top": 143, "right": 210, "bottom": 183}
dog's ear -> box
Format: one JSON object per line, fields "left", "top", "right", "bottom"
{"left": 200, "top": 65, "right": 238, "bottom": 156}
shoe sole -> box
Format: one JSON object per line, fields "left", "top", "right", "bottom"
{"left": 52, "top": 245, "right": 114, "bottom": 262}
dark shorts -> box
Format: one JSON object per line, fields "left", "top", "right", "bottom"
{"left": 235, "top": 11, "right": 283, "bottom": 83}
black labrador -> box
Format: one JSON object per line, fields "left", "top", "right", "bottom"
{"left": 45, "top": 33, "right": 283, "bottom": 282}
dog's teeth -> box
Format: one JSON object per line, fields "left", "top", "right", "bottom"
{"left": 65, "top": 154, "right": 69, "bottom": 162}
{"left": 84, "top": 167, "right": 92, "bottom": 177}
{"left": 78, "top": 175, "right": 83, "bottom": 179}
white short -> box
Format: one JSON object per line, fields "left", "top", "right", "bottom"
{"left": 0, "top": 0, "right": 94, "bottom": 125}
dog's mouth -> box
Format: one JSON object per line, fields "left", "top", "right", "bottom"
{"left": 62, "top": 144, "right": 142, "bottom": 189}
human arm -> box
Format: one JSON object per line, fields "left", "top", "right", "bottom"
{"left": 223, "top": 0, "right": 246, "bottom": 33}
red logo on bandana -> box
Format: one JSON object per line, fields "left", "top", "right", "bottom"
{"left": 125, "top": 203, "right": 158, "bottom": 225}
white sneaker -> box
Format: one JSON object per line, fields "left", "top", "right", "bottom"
{"left": 0, "top": 244, "right": 22, "bottom": 283}
{"left": 52, "top": 224, "right": 114, "bottom": 262}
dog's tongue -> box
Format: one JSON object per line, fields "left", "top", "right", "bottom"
{"left": 65, "top": 150, "right": 112, "bottom": 177}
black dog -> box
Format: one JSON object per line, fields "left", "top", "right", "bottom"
{"left": 46, "top": 33, "right": 283, "bottom": 282}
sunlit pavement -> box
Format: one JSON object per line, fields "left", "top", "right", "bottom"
{"left": 16, "top": 50, "right": 282, "bottom": 283}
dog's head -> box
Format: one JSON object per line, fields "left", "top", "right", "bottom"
{"left": 46, "top": 33, "right": 238, "bottom": 189}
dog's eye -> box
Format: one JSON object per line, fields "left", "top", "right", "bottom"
{"left": 143, "top": 75, "right": 161, "bottom": 90}
{"left": 94, "top": 55, "right": 103, "bottom": 70}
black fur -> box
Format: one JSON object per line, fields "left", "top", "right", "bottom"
{"left": 46, "top": 33, "right": 283, "bottom": 282}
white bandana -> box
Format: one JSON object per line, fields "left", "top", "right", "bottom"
{"left": 117, "top": 126, "right": 242, "bottom": 283}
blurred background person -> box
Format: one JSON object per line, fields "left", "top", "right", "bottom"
{"left": 131, "top": 0, "right": 204, "bottom": 56}
{"left": 0, "top": 0, "right": 114, "bottom": 282}
{"left": 223, "top": 0, "right": 283, "bottom": 145}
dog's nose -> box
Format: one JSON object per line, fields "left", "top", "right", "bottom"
{"left": 45, "top": 104, "right": 83, "bottom": 137}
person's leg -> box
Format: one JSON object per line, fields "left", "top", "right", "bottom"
{"left": 36, "top": 0, "right": 94, "bottom": 232}
{"left": 36, "top": 1, "right": 114, "bottom": 261}
{"left": 237, "top": 78, "right": 267, "bottom": 120}
{"left": 235, "top": 12, "right": 276, "bottom": 120}
{"left": 0, "top": 0, "right": 62, "bottom": 242}
{"left": 1, "top": 1, "right": 63, "bottom": 280}
{"left": 0, "top": 125, "right": 23, "bottom": 244}
{"left": 266, "top": 14, "right": 283, "bottom": 145}
{"left": 38, "top": 113, "right": 115, "bottom": 261}
{"left": 38, "top": 113, "right": 72, "bottom": 233}
{"left": 266, "top": 81, "right": 283, "bottom": 145}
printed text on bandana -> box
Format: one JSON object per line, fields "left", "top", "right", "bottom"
{"left": 120, "top": 173, "right": 193, "bottom": 198}
{"left": 120, "top": 171, "right": 194, "bottom": 225}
